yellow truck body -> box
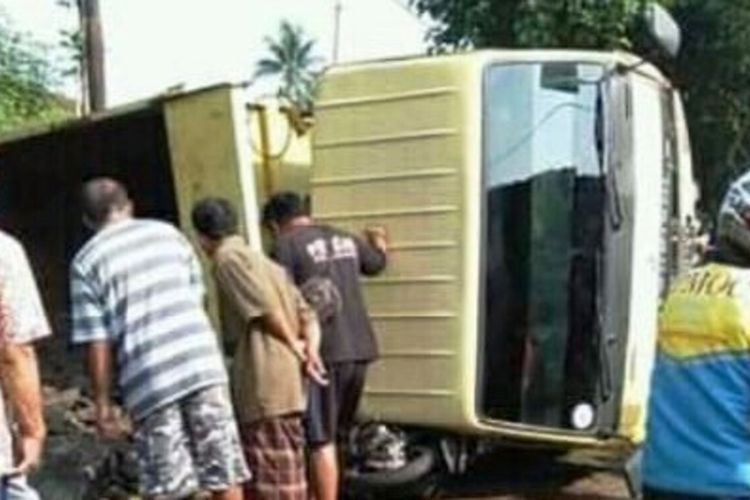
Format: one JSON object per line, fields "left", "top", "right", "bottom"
{"left": 312, "top": 50, "right": 696, "bottom": 453}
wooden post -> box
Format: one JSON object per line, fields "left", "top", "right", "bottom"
{"left": 82, "top": 0, "right": 106, "bottom": 111}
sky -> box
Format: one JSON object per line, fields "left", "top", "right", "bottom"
{"left": 1, "top": 0, "right": 432, "bottom": 105}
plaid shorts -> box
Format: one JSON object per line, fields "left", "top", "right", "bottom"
{"left": 241, "top": 416, "right": 307, "bottom": 500}
{"left": 133, "top": 385, "right": 250, "bottom": 498}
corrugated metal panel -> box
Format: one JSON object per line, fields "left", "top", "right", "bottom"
{"left": 312, "top": 57, "right": 474, "bottom": 429}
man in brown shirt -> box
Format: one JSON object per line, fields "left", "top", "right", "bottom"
{"left": 192, "top": 197, "right": 325, "bottom": 500}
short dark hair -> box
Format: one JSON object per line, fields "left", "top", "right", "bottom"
{"left": 192, "top": 197, "right": 239, "bottom": 240}
{"left": 81, "top": 178, "right": 130, "bottom": 225}
{"left": 262, "top": 191, "right": 307, "bottom": 227}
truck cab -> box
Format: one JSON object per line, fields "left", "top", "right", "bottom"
{"left": 312, "top": 50, "right": 697, "bottom": 465}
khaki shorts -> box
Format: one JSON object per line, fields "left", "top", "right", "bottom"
{"left": 134, "top": 385, "right": 250, "bottom": 498}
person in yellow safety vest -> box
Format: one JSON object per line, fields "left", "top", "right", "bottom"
{"left": 643, "top": 169, "right": 750, "bottom": 499}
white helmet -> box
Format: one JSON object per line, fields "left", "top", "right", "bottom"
{"left": 717, "top": 170, "right": 750, "bottom": 256}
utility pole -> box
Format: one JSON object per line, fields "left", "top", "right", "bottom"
{"left": 72, "top": 0, "right": 89, "bottom": 115}
{"left": 332, "top": 0, "right": 342, "bottom": 63}
{"left": 81, "top": 0, "right": 106, "bottom": 112}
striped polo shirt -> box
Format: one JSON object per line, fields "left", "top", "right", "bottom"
{"left": 70, "top": 218, "right": 227, "bottom": 421}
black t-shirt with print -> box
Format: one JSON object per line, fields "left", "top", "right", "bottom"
{"left": 271, "top": 225, "right": 386, "bottom": 363}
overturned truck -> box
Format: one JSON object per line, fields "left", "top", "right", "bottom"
{"left": 0, "top": 49, "right": 698, "bottom": 498}
{"left": 312, "top": 49, "right": 697, "bottom": 494}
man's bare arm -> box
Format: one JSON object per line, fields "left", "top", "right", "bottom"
{"left": 0, "top": 342, "right": 44, "bottom": 440}
{"left": 88, "top": 341, "right": 112, "bottom": 407}
{"left": 297, "top": 306, "right": 320, "bottom": 356}
{"left": 265, "top": 308, "right": 327, "bottom": 385}
{"left": 0, "top": 341, "right": 45, "bottom": 474}
{"left": 88, "top": 341, "right": 122, "bottom": 439}
{"left": 299, "top": 310, "right": 327, "bottom": 384}
{"left": 264, "top": 310, "right": 306, "bottom": 360}
{"left": 358, "top": 227, "right": 388, "bottom": 276}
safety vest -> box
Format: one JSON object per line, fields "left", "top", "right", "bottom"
{"left": 644, "top": 262, "right": 750, "bottom": 496}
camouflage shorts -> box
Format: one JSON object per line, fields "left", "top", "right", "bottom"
{"left": 133, "top": 385, "right": 250, "bottom": 498}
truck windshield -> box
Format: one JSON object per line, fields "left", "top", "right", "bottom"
{"left": 481, "top": 62, "right": 608, "bottom": 429}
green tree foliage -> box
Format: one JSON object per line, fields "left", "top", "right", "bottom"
{"left": 410, "top": 0, "right": 748, "bottom": 214}
{"left": 411, "top": 0, "right": 652, "bottom": 51}
{"left": 57, "top": 0, "right": 84, "bottom": 81}
{"left": 668, "top": 1, "right": 750, "bottom": 214}
{"left": 0, "top": 14, "right": 70, "bottom": 134}
{"left": 255, "top": 21, "right": 322, "bottom": 111}
{"left": 56, "top": 0, "right": 87, "bottom": 112}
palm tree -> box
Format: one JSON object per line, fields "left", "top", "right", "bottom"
{"left": 255, "top": 21, "right": 322, "bottom": 111}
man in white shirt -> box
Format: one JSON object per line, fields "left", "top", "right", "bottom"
{"left": 0, "top": 230, "right": 51, "bottom": 499}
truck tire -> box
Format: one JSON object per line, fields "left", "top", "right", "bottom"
{"left": 345, "top": 445, "right": 437, "bottom": 492}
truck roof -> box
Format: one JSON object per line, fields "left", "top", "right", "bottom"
{"left": 0, "top": 82, "right": 237, "bottom": 146}
{"left": 0, "top": 49, "right": 671, "bottom": 147}
{"left": 326, "top": 49, "right": 671, "bottom": 87}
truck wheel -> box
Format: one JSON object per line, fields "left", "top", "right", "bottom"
{"left": 344, "top": 445, "right": 437, "bottom": 494}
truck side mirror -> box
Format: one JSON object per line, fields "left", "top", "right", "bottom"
{"left": 644, "top": 3, "right": 681, "bottom": 58}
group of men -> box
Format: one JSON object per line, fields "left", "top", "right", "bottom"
{"left": 7, "top": 169, "right": 750, "bottom": 500}
{"left": 0, "top": 177, "right": 387, "bottom": 499}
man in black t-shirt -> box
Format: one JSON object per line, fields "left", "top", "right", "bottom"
{"left": 262, "top": 192, "right": 387, "bottom": 500}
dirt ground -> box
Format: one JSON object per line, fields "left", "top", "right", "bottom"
{"left": 35, "top": 396, "right": 634, "bottom": 500}
{"left": 31, "top": 336, "right": 633, "bottom": 499}
{"left": 441, "top": 458, "right": 630, "bottom": 499}
{"left": 28, "top": 336, "right": 136, "bottom": 499}
{"left": 33, "top": 391, "right": 634, "bottom": 499}
{"left": 34, "top": 404, "right": 633, "bottom": 500}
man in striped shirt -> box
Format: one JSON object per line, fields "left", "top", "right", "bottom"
{"left": 70, "top": 178, "right": 249, "bottom": 499}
